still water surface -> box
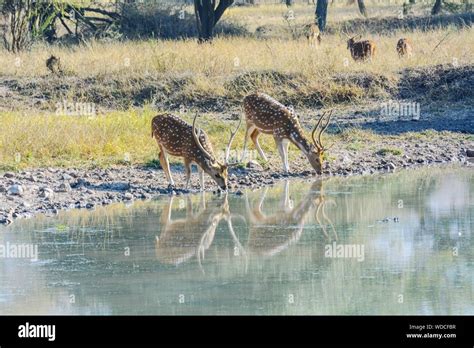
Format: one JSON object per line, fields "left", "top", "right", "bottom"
{"left": 0, "top": 167, "right": 472, "bottom": 315}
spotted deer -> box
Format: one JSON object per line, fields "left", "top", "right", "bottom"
{"left": 245, "top": 180, "right": 337, "bottom": 257}
{"left": 306, "top": 23, "right": 322, "bottom": 46}
{"left": 346, "top": 34, "right": 376, "bottom": 61}
{"left": 151, "top": 114, "right": 241, "bottom": 190}
{"left": 396, "top": 38, "right": 413, "bottom": 58}
{"left": 155, "top": 193, "right": 245, "bottom": 271}
{"left": 241, "top": 92, "right": 333, "bottom": 174}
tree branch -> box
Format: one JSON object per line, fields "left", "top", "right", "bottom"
{"left": 82, "top": 7, "right": 121, "bottom": 19}
{"left": 215, "top": 0, "right": 233, "bottom": 24}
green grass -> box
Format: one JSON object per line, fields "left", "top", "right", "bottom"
{"left": 377, "top": 147, "right": 403, "bottom": 156}
{"left": 0, "top": 110, "right": 335, "bottom": 170}
{"left": 0, "top": 109, "right": 469, "bottom": 171}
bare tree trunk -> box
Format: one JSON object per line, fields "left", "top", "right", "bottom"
{"left": 315, "top": 0, "right": 328, "bottom": 32}
{"left": 432, "top": 0, "right": 443, "bottom": 14}
{"left": 194, "top": 0, "right": 234, "bottom": 42}
{"left": 1, "top": 0, "right": 33, "bottom": 52}
{"left": 357, "top": 0, "right": 367, "bottom": 17}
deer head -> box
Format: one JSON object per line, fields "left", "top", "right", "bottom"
{"left": 305, "top": 110, "right": 333, "bottom": 175}
{"left": 192, "top": 115, "right": 241, "bottom": 190}
{"left": 345, "top": 33, "right": 361, "bottom": 49}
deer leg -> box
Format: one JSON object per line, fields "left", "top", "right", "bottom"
{"left": 184, "top": 158, "right": 192, "bottom": 189}
{"left": 183, "top": 196, "right": 194, "bottom": 219}
{"left": 251, "top": 129, "right": 268, "bottom": 162}
{"left": 281, "top": 180, "right": 292, "bottom": 212}
{"left": 246, "top": 186, "right": 267, "bottom": 223}
{"left": 283, "top": 140, "right": 290, "bottom": 172}
{"left": 160, "top": 196, "right": 174, "bottom": 226}
{"left": 252, "top": 186, "right": 268, "bottom": 221}
{"left": 241, "top": 124, "right": 255, "bottom": 162}
{"left": 199, "top": 190, "right": 206, "bottom": 210}
{"left": 258, "top": 186, "right": 268, "bottom": 210}
{"left": 158, "top": 147, "right": 174, "bottom": 187}
{"left": 198, "top": 167, "right": 205, "bottom": 191}
{"left": 275, "top": 137, "right": 290, "bottom": 173}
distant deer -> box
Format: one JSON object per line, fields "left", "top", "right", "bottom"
{"left": 241, "top": 92, "right": 333, "bottom": 174}
{"left": 345, "top": 34, "right": 376, "bottom": 61}
{"left": 46, "top": 55, "right": 63, "bottom": 76}
{"left": 396, "top": 38, "right": 413, "bottom": 58}
{"left": 152, "top": 114, "right": 241, "bottom": 190}
{"left": 305, "top": 23, "right": 322, "bottom": 46}
{"left": 155, "top": 193, "right": 245, "bottom": 271}
{"left": 245, "top": 180, "right": 337, "bottom": 257}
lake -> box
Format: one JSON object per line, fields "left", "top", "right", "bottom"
{"left": 0, "top": 166, "right": 472, "bottom": 315}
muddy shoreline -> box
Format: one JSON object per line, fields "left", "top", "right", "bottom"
{"left": 1, "top": 140, "right": 472, "bottom": 225}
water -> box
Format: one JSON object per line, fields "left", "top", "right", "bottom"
{"left": 0, "top": 167, "right": 472, "bottom": 315}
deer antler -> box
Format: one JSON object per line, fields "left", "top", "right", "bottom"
{"left": 314, "top": 195, "right": 338, "bottom": 241}
{"left": 225, "top": 115, "right": 242, "bottom": 166}
{"left": 342, "top": 31, "right": 351, "bottom": 38}
{"left": 193, "top": 114, "right": 213, "bottom": 160}
{"left": 311, "top": 110, "right": 333, "bottom": 150}
{"left": 225, "top": 214, "right": 249, "bottom": 274}
{"left": 196, "top": 215, "right": 219, "bottom": 275}
{"left": 318, "top": 110, "right": 333, "bottom": 150}
{"left": 311, "top": 112, "right": 327, "bottom": 149}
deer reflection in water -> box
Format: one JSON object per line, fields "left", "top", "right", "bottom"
{"left": 155, "top": 193, "right": 245, "bottom": 272}
{"left": 155, "top": 180, "right": 336, "bottom": 270}
{"left": 245, "top": 180, "right": 337, "bottom": 257}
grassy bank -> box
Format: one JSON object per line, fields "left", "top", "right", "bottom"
{"left": 1, "top": 26, "right": 473, "bottom": 112}
{"left": 1, "top": 109, "right": 471, "bottom": 171}
{"left": 0, "top": 109, "right": 302, "bottom": 170}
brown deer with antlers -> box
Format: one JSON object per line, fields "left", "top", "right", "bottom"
{"left": 346, "top": 34, "right": 376, "bottom": 61}
{"left": 241, "top": 92, "right": 332, "bottom": 174}
{"left": 152, "top": 114, "right": 241, "bottom": 190}
{"left": 396, "top": 38, "right": 413, "bottom": 58}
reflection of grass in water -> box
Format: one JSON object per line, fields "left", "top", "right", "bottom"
{"left": 18, "top": 193, "right": 227, "bottom": 255}
{"left": 18, "top": 201, "right": 161, "bottom": 254}
{"left": 54, "top": 224, "right": 69, "bottom": 233}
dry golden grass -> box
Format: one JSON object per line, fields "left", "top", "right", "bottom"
{"left": 3, "top": 107, "right": 469, "bottom": 171}
{"left": 225, "top": 1, "right": 408, "bottom": 29}
{"left": 0, "top": 108, "right": 344, "bottom": 170}
{"left": 0, "top": 27, "right": 472, "bottom": 79}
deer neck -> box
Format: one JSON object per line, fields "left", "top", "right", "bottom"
{"left": 288, "top": 125, "right": 314, "bottom": 156}
{"left": 291, "top": 192, "right": 318, "bottom": 222}
{"left": 193, "top": 150, "right": 216, "bottom": 171}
